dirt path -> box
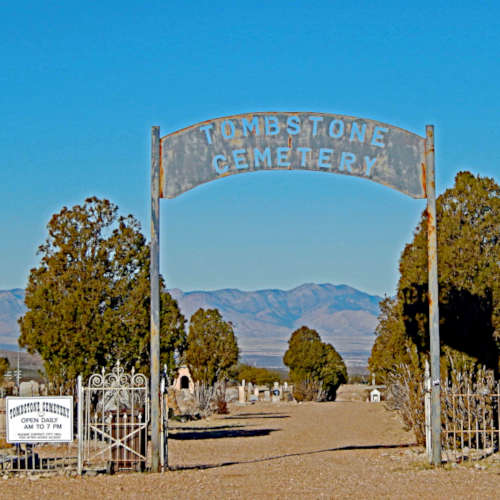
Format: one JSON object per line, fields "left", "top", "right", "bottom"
{"left": 2, "top": 401, "right": 500, "bottom": 499}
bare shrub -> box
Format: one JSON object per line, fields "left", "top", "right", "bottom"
{"left": 192, "top": 381, "right": 229, "bottom": 416}
{"left": 292, "top": 380, "right": 323, "bottom": 402}
{"left": 215, "top": 394, "right": 228, "bottom": 415}
{"left": 441, "top": 363, "right": 499, "bottom": 455}
{"left": 386, "top": 363, "right": 426, "bottom": 445}
{"left": 385, "top": 353, "right": 499, "bottom": 453}
{"left": 193, "top": 382, "right": 216, "bottom": 416}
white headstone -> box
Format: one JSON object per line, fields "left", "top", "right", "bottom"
{"left": 370, "top": 388, "right": 381, "bottom": 402}
{"left": 238, "top": 385, "right": 246, "bottom": 404}
{"left": 272, "top": 382, "right": 281, "bottom": 403}
{"left": 19, "top": 380, "right": 39, "bottom": 397}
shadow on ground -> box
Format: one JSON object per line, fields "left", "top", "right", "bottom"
{"left": 224, "top": 413, "right": 290, "bottom": 420}
{"left": 169, "top": 443, "right": 417, "bottom": 471}
{"left": 170, "top": 425, "right": 246, "bottom": 432}
{"left": 170, "top": 428, "right": 279, "bottom": 440}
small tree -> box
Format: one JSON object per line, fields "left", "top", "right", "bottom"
{"left": 0, "top": 357, "right": 9, "bottom": 384}
{"left": 185, "top": 308, "right": 239, "bottom": 385}
{"left": 283, "top": 326, "right": 346, "bottom": 401}
{"left": 233, "top": 364, "right": 284, "bottom": 386}
{"left": 320, "top": 343, "right": 348, "bottom": 400}
{"left": 185, "top": 308, "right": 239, "bottom": 413}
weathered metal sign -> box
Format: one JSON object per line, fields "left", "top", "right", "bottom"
{"left": 6, "top": 396, "right": 73, "bottom": 443}
{"left": 160, "top": 112, "right": 426, "bottom": 199}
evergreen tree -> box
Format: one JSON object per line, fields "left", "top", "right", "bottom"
{"left": 185, "top": 308, "right": 239, "bottom": 386}
{"left": 370, "top": 172, "right": 500, "bottom": 377}
{"left": 0, "top": 357, "right": 9, "bottom": 384}
{"left": 320, "top": 343, "right": 348, "bottom": 400}
{"left": 283, "top": 326, "right": 346, "bottom": 401}
{"left": 232, "top": 364, "right": 284, "bottom": 385}
{"left": 368, "top": 297, "right": 410, "bottom": 382}
{"left": 18, "top": 197, "right": 186, "bottom": 389}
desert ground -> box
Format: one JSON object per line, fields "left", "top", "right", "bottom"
{"left": 2, "top": 395, "right": 500, "bottom": 499}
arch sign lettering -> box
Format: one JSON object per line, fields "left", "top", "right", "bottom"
{"left": 160, "top": 112, "right": 425, "bottom": 199}
{"left": 148, "top": 112, "right": 441, "bottom": 470}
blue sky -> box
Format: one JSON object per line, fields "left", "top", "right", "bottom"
{"left": 1, "top": 2, "right": 499, "bottom": 296}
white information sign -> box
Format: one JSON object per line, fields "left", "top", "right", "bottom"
{"left": 6, "top": 396, "right": 73, "bottom": 443}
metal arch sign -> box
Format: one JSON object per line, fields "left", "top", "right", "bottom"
{"left": 149, "top": 113, "right": 442, "bottom": 471}
{"left": 159, "top": 112, "right": 426, "bottom": 199}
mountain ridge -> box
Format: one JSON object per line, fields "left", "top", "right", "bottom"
{"left": 0, "top": 283, "right": 382, "bottom": 368}
{"left": 169, "top": 283, "right": 381, "bottom": 367}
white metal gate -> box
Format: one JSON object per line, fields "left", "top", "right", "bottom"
{"left": 77, "top": 362, "right": 149, "bottom": 474}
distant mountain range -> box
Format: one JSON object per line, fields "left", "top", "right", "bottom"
{"left": 170, "top": 284, "right": 381, "bottom": 368}
{"left": 0, "top": 288, "right": 26, "bottom": 351}
{"left": 0, "top": 284, "right": 382, "bottom": 369}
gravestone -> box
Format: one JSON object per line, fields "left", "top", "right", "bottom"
{"left": 370, "top": 388, "right": 381, "bottom": 402}
{"left": 238, "top": 385, "right": 246, "bottom": 404}
{"left": 272, "top": 382, "right": 281, "bottom": 403}
{"left": 225, "top": 387, "right": 238, "bottom": 402}
{"left": 19, "top": 380, "right": 39, "bottom": 397}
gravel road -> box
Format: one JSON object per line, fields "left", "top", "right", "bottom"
{"left": 2, "top": 401, "right": 499, "bottom": 499}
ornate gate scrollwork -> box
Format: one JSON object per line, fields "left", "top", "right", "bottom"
{"left": 78, "top": 361, "right": 149, "bottom": 474}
